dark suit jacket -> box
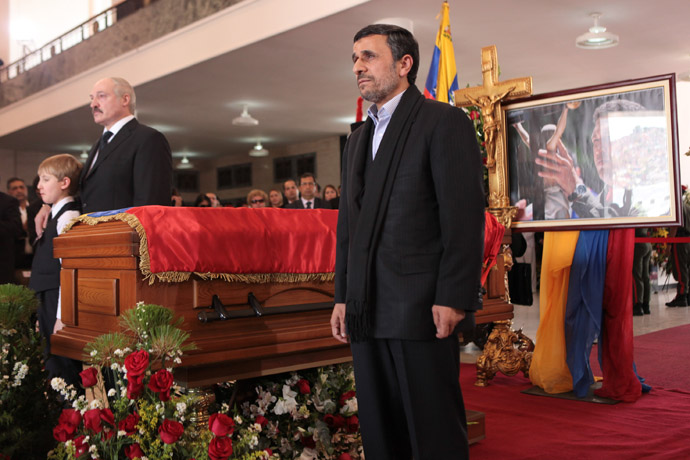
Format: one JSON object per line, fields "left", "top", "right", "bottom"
{"left": 335, "top": 86, "right": 485, "bottom": 340}
{"left": 0, "top": 192, "right": 23, "bottom": 284}
{"left": 80, "top": 118, "right": 172, "bottom": 214}
{"left": 286, "top": 197, "right": 329, "bottom": 209}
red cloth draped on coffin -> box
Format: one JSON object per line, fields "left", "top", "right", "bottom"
{"left": 127, "top": 206, "right": 338, "bottom": 279}
{"left": 74, "top": 207, "right": 505, "bottom": 285}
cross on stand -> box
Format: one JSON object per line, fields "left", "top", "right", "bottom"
{"left": 455, "top": 45, "right": 531, "bottom": 216}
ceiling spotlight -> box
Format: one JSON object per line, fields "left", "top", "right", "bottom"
{"left": 177, "top": 155, "right": 194, "bottom": 169}
{"left": 232, "top": 104, "right": 259, "bottom": 126}
{"left": 80, "top": 149, "right": 89, "bottom": 160}
{"left": 576, "top": 13, "right": 619, "bottom": 49}
{"left": 249, "top": 141, "right": 269, "bottom": 157}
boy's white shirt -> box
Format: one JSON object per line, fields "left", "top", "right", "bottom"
{"left": 51, "top": 196, "right": 79, "bottom": 321}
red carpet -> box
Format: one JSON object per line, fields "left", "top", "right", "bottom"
{"left": 465, "top": 324, "right": 690, "bottom": 459}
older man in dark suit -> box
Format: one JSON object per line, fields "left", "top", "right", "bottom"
{"left": 80, "top": 77, "right": 172, "bottom": 214}
{"left": 330, "top": 25, "right": 484, "bottom": 459}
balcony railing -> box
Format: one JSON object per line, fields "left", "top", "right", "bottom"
{"left": 0, "top": 0, "right": 147, "bottom": 83}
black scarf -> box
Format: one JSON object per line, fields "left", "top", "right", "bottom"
{"left": 345, "top": 86, "right": 425, "bottom": 342}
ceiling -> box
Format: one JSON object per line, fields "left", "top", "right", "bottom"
{"left": 1, "top": 0, "right": 689, "bottom": 165}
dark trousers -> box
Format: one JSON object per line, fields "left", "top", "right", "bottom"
{"left": 670, "top": 243, "right": 690, "bottom": 295}
{"left": 36, "top": 289, "right": 83, "bottom": 390}
{"left": 632, "top": 242, "right": 651, "bottom": 304}
{"left": 350, "top": 335, "right": 468, "bottom": 460}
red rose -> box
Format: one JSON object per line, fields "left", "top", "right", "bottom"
{"left": 73, "top": 435, "right": 88, "bottom": 456}
{"left": 338, "top": 454, "right": 353, "bottom": 460}
{"left": 119, "top": 412, "right": 140, "bottom": 435}
{"left": 255, "top": 415, "right": 268, "bottom": 427}
{"left": 124, "top": 350, "right": 149, "bottom": 377}
{"left": 208, "top": 413, "right": 235, "bottom": 437}
{"left": 125, "top": 443, "right": 144, "bottom": 459}
{"left": 324, "top": 413, "right": 346, "bottom": 429}
{"left": 470, "top": 110, "right": 480, "bottom": 120}
{"left": 101, "top": 408, "right": 114, "bottom": 427}
{"left": 148, "top": 368, "right": 174, "bottom": 401}
{"left": 53, "top": 408, "right": 83, "bottom": 441}
{"left": 53, "top": 422, "right": 78, "bottom": 442}
{"left": 208, "top": 436, "right": 233, "bottom": 460}
{"left": 59, "top": 408, "right": 82, "bottom": 428}
{"left": 127, "top": 374, "right": 145, "bottom": 400}
{"left": 80, "top": 367, "right": 99, "bottom": 388}
{"left": 301, "top": 432, "right": 316, "bottom": 448}
{"left": 296, "top": 378, "right": 311, "bottom": 394}
{"left": 158, "top": 419, "right": 184, "bottom": 444}
{"left": 339, "top": 390, "right": 356, "bottom": 407}
{"left": 84, "top": 409, "right": 105, "bottom": 434}
{"left": 265, "top": 449, "right": 273, "bottom": 457}
{"left": 346, "top": 415, "right": 359, "bottom": 433}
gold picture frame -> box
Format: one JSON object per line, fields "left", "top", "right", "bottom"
{"left": 502, "top": 74, "right": 680, "bottom": 231}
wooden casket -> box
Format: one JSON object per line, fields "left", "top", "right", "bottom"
{"left": 52, "top": 207, "right": 350, "bottom": 388}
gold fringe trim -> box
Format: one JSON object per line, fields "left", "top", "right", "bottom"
{"left": 69, "top": 213, "right": 335, "bottom": 285}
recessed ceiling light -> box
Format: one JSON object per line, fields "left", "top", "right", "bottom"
{"left": 576, "top": 13, "right": 619, "bottom": 50}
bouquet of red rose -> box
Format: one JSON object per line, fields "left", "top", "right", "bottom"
{"left": 48, "top": 302, "right": 208, "bottom": 460}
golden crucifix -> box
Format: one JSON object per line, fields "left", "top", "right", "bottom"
{"left": 456, "top": 46, "right": 532, "bottom": 223}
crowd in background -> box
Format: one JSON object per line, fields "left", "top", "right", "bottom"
{"left": 173, "top": 172, "right": 340, "bottom": 210}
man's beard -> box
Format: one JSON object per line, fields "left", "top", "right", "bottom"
{"left": 358, "top": 65, "right": 399, "bottom": 103}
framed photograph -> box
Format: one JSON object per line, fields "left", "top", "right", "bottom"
{"left": 503, "top": 74, "right": 679, "bottom": 231}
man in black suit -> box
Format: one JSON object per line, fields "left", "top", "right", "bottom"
{"left": 80, "top": 77, "right": 172, "bottom": 214}
{"left": 330, "top": 25, "right": 484, "bottom": 459}
{"left": 0, "top": 189, "right": 23, "bottom": 284}
{"left": 286, "top": 173, "right": 328, "bottom": 209}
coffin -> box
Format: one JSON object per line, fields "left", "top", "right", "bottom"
{"left": 51, "top": 207, "right": 512, "bottom": 388}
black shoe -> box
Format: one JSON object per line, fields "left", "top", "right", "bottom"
{"left": 632, "top": 303, "right": 644, "bottom": 316}
{"left": 666, "top": 295, "right": 688, "bottom": 307}
{"left": 642, "top": 303, "right": 651, "bottom": 315}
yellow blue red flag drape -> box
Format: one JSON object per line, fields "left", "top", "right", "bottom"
{"left": 424, "top": 1, "right": 459, "bottom": 104}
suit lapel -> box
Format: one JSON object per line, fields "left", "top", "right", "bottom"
{"left": 80, "top": 141, "right": 99, "bottom": 184}
{"left": 85, "top": 118, "right": 138, "bottom": 179}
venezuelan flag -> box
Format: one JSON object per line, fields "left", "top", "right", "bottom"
{"left": 530, "top": 229, "right": 647, "bottom": 402}
{"left": 423, "top": 1, "right": 459, "bottom": 104}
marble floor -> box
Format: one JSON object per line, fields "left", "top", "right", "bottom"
{"left": 460, "top": 282, "right": 690, "bottom": 363}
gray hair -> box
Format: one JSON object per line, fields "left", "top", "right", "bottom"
{"left": 111, "top": 77, "right": 137, "bottom": 114}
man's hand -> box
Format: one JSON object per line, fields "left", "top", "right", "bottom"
{"left": 432, "top": 305, "right": 466, "bottom": 339}
{"left": 53, "top": 318, "right": 64, "bottom": 334}
{"left": 330, "top": 303, "right": 349, "bottom": 343}
{"left": 34, "top": 204, "right": 50, "bottom": 239}
{"left": 535, "top": 140, "right": 579, "bottom": 196}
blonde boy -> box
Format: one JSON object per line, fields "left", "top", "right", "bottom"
{"left": 29, "top": 154, "right": 83, "bottom": 387}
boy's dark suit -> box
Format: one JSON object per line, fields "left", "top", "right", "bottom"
{"left": 80, "top": 118, "right": 172, "bottom": 214}
{"left": 335, "top": 85, "right": 485, "bottom": 459}
{"left": 29, "top": 201, "right": 83, "bottom": 388}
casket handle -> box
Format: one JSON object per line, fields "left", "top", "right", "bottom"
{"left": 248, "top": 292, "right": 265, "bottom": 317}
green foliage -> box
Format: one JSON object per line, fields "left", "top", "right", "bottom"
{"left": 0, "top": 283, "right": 39, "bottom": 330}
{"left": 83, "top": 332, "right": 133, "bottom": 366}
{"left": 0, "top": 284, "right": 61, "bottom": 458}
